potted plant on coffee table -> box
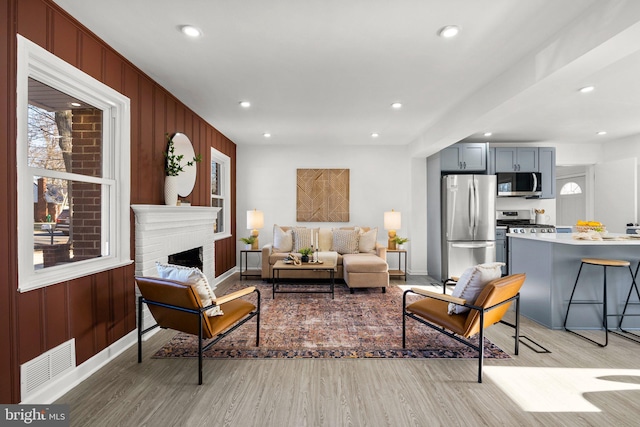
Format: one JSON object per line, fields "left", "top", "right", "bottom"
{"left": 299, "top": 247, "right": 313, "bottom": 262}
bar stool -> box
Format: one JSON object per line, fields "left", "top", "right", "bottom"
{"left": 616, "top": 261, "right": 640, "bottom": 343}
{"left": 563, "top": 258, "right": 636, "bottom": 347}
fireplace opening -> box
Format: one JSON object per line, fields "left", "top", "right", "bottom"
{"left": 168, "top": 247, "right": 203, "bottom": 271}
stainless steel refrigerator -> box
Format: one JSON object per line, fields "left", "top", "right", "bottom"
{"left": 441, "top": 174, "right": 496, "bottom": 281}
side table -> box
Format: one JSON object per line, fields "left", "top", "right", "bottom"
{"left": 240, "top": 249, "right": 262, "bottom": 280}
{"left": 387, "top": 249, "right": 407, "bottom": 281}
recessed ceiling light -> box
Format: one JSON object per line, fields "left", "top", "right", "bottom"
{"left": 263, "top": 133, "right": 271, "bottom": 138}
{"left": 438, "top": 25, "right": 460, "bottom": 38}
{"left": 597, "top": 131, "right": 607, "bottom": 135}
{"left": 239, "top": 101, "right": 251, "bottom": 108}
{"left": 371, "top": 133, "right": 379, "bottom": 138}
{"left": 180, "top": 25, "right": 202, "bottom": 38}
{"left": 579, "top": 86, "right": 595, "bottom": 93}
{"left": 391, "top": 102, "right": 402, "bottom": 109}
{"left": 70, "top": 102, "right": 81, "bottom": 107}
{"left": 483, "top": 132, "right": 492, "bottom": 137}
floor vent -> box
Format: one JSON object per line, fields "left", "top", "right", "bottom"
{"left": 21, "top": 339, "right": 76, "bottom": 400}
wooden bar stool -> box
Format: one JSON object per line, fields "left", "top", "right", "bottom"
{"left": 563, "top": 258, "right": 636, "bottom": 347}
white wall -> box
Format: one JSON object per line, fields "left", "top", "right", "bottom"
{"left": 236, "top": 144, "right": 428, "bottom": 275}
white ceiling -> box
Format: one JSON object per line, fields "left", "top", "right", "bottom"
{"left": 51, "top": 0, "right": 640, "bottom": 156}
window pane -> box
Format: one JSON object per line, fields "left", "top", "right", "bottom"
{"left": 211, "top": 160, "right": 221, "bottom": 196}
{"left": 211, "top": 197, "right": 224, "bottom": 233}
{"left": 28, "top": 78, "right": 103, "bottom": 178}
{"left": 560, "top": 182, "right": 582, "bottom": 195}
{"left": 33, "top": 177, "right": 104, "bottom": 269}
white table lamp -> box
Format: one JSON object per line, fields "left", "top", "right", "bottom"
{"left": 247, "top": 209, "right": 264, "bottom": 249}
{"left": 384, "top": 210, "right": 401, "bottom": 250}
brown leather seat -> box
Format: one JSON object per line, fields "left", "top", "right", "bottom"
{"left": 136, "top": 276, "right": 260, "bottom": 384}
{"left": 403, "top": 273, "right": 526, "bottom": 383}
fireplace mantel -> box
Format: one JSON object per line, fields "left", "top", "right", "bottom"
{"left": 131, "top": 204, "right": 220, "bottom": 231}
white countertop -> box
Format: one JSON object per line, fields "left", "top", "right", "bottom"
{"left": 507, "top": 232, "right": 640, "bottom": 245}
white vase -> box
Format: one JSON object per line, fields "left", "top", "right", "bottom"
{"left": 164, "top": 176, "right": 179, "bottom": 206}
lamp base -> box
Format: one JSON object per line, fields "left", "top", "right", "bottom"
{"left": 250, "top": 229, "right": 259, "bottom": 250}
{"left": 387, "top": 230, "right": 397, "bottom": 250}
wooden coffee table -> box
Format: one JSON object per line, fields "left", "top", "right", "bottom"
{"left": 271, "top": 259, "right": 337, "bottom": 299}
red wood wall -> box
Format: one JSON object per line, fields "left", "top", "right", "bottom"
{"left": 0, "top": 0, "right": 237, "bottom": 403}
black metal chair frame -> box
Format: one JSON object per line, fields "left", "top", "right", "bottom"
{"left": 563, "top": 260, "right": 638, "bottom": 347}
{"left": 137, "top": 289, "right": 260, "bottom": 385}
{"left": 402, "top": 290, "right": 520, "bottom": 383}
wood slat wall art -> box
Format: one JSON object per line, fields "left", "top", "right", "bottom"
{"left": 296, "top": 169, "right": 349, "bottom": 222}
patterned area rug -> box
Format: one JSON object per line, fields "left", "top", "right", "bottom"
{"left": 153, "top": 281, "right": 510, "bottom": 359}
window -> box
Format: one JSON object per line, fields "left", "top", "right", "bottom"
{"left": 17, "top": 35, "right": 131, "bottom": 292}
{"left": 210, "top": 147, "right": 231, "bottom": 239}
{"left": 560, "top": 182, "right": 583, "bottom": 195}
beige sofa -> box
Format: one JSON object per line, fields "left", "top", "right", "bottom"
{"left": 261, "top": 225, "right": 389, "bottom": 292}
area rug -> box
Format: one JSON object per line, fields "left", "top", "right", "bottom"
{"left": 153, "top": 281, "right": 510, "bottom": 359}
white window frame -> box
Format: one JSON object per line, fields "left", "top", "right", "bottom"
{"left": 210, "top": 147, "right": 231, "bottom": 240}
{"left": 16, "top": 35, "right": 131, "bottom": 292}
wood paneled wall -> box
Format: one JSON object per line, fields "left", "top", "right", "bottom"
{"left": 0, "top": 0, "right": 237, "bottom": 403}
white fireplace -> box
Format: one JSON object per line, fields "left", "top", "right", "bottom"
{"left": 131, "top": 204, "right": 221, "bottom": 327}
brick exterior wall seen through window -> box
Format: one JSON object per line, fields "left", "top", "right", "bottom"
{"left": 70, "top": 108, "right": 103, "bottom": 261}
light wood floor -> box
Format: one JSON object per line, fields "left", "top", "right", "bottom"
{"left": 57, "top": 275, "right": 640, "bottom": 426}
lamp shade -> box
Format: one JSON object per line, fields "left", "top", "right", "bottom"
{"left": 384, "top": 210, "right": 401, "bottom": 230}
{"left": 247, "top": 209, "right": 264, "bottom": 230}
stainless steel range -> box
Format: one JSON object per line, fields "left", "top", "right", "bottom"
{"left": 497, "top": 210, "right": 556, "bottom": 234}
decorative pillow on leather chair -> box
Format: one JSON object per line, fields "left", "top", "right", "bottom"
{"left": 448, "top": 262, "right": 504, "bottom": 315}
{"left": 156, "top": 262, "right": 223, "bottom": 316}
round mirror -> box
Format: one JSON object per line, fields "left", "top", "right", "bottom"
{"left": 170, "top": 132, "right": 197, "bottom": 197}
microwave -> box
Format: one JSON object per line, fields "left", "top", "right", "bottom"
{"left": 496, "top": 172, "right": 542, "bottom": 197}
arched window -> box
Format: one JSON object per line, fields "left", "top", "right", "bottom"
{"left": 560, "top": 182, "right": 583, "bottom": 195}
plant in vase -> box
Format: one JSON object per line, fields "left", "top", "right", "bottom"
{"left": 163, "top": 133, "right": 202, "bottom": 205}
{"left": 299, "top": 247, "right": 313, "bottom": 262}
{"left": 393, "top": 236, "right": 409, "bottom": 250}
{"left": 239, "top": 236, "right": 257, "bottom": 250}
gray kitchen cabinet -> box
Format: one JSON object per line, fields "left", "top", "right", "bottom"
{"left": 495, "top": 147, "right": 538, "bottom": 172}
{"left": 440, "top": 142, "right": 487, "bottom": 172}
{"left": 488, "top": 147, "right": 495, "bottom": 175}
{"left": 495, "top": 228, "right": 507, "bottom": 276}
{"left": 538, "top": 147, "right": 556, "bottom": 199}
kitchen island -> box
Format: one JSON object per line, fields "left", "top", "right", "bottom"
{"left": 509, "top": 233, "right": 640, "bottom": 330}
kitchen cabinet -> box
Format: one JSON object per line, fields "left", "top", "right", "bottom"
{"left": 496, "top": 228, "right": 507, "bottom": 276}
{"left": 538, "top": 147, "right": 556, "bottom": 199}
{"left": 440, "top": 142, "right": 487, "bottom": 172}
{"left": 488, "top": 147, "right": 495, "bottom": 175}
{"left": 495, "top": 147, "right": 538, "bottom": 172}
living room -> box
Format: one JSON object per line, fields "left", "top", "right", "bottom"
{"left": 3, "top": 1, "right": 640, "bottom": 425}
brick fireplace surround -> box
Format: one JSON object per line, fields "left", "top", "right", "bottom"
{"left": 131, "top": 204, "right": 221, "bottom": 326}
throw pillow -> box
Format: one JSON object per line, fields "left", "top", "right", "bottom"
{"left": 318, "top": 228, "right": 333, "bottom": 252}
{"left": 273, "top": 225, "right": 293, "bottom": 253}
{"left": 292, "top": 227, "right": 312, "bottom": 252}
{"left": 331, "top": 229, "right": 359, "bottom": 254}
{"left": 358, "top": 227, "right": 378, "bottom": 253}
{"left": 447, "top": 262, "right": 504, "bottom": 315}
{"left": 156, "top": 262, "right": 223, "bottom": 316}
